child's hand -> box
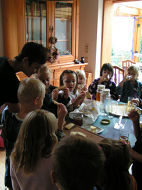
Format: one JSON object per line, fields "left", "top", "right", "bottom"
{"left": 57, "top": 103, "right": 68, "bottom": 130}
{"left": 74, "top": 92, "right": 86, "bottom": 108}
{"left": 81, "top": 85, "right": 87, "bottom": 92}
{"left": 63, "top": 87, "right": 69, "bottom": 99}
{"left": 57, "top": 103, "right": 67, "bottom": 119}
{"left": 131, "top": 98, "right": 140, "bottom": 106}
{"left": 52, "top": 89, "right": 59, "bottom": 101}
{"left": 99, "top": 76, "right": 108, "bottom": 83}
{"left": 128, "top": 109, "right": 140, "bottom": 124}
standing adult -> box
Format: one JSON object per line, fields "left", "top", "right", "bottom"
{"left": 0, "top": 42, "right": 47, "bottom": 113}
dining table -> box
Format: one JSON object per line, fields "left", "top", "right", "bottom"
{"left": 65, "top": 101, "right": 142, "bottom": 147}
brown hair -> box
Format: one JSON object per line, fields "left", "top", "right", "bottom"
{"left": 11, "top": 109, "right": 57, "bottom": 174}
{"left": 99, "top": 138, "right": 131, "bottom": 190}
{"left": 52, "top": 135, "right": 105, "bottom": 190}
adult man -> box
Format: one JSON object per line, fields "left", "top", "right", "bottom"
{"left": 0, "top": 42, "right": 47, "bottom": 112}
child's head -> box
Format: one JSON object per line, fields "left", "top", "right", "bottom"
{"left": 11, "top": 109, "right": 58, "bottom": 174}
{"left": 37, "top": 65, "right": 51, "bottom": 90}
{"left": 76, "top": 70, "right": 86, "bottom": 85}
{"left": 100, "top": 63, "right": 114, "bottom": 79}
{"left": 18, "top": 78, "right": 45, "bottom": 109}
{"left": 60, "top": 70, "right": 78, "bottom": 93}
{"left": 99, "top": 138, "right": 131, "bottom": 190}
{"left": 52, "top": 135, "right": 105, "bottom": 190}
{"left": 127, "top": 65, "right": 139, "bottom": 80}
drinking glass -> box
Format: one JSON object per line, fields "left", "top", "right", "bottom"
{"left": 119, "top": 129, "right": 129, "bottom": 144}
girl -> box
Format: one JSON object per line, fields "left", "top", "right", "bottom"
{"left": 56, "top": 70, "right": 86, "bottom": 111}
{"left": 120, "top": 66, "right": 142, "bottom": 103}
{"left": 88, "top": 63, "right": 118, "bottom": 100}
{"left": 10, "top": 109, "right": 58, "bottom": 190}
{"left": 76, "top": 70, "right": 87, "bottom": 92}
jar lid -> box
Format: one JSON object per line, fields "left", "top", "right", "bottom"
{"left": 102, "top": 88, "right": 110, "bottom": 95}
{"left": 97, "top": 85, "right": 105, "bottom": 90}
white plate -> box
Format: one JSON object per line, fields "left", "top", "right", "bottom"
{"left": 81, "top": 125, "right": 104, "bottom": 134}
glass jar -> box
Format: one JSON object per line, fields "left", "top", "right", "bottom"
{"left": 100, "top": 88, "right": 110, "bottom": 103}
{"left": 96, "top": 85, "right": 105, "bottom": 101}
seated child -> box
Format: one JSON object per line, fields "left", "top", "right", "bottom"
{"left": 128, "top": 110, "right": 142, "bottom": 190}
{"left": 88, "top": 63, "right": 118, "bottom": 100}
{"left": 2, "top": 78, "right": 67, "bottom": 189}
{"left": 51, "top": 135, "right": 105, "bottom": 190}
{"left": 120, "top": 66, "right": 142, "bottom": 103}
{"left": 10, "top": 109, "right": 58, "bottom": 190}
{"left": 99, "top": 138, "right": 137, "bottom": 190}
{"left": 52, "top": 70, "right": 86, "bottom": 111}
{"left": 37, "top": 65, "right": 57, "bottom": 115}
{"left": 76, "top": 70, "right": 87, "bottom": 92}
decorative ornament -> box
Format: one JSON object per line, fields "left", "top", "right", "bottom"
{"left": 47, "top": 37, "right": 59, "bottom": 63}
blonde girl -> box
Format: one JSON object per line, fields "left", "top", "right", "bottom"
{"left": 10, "top": 109, "right": 58, "bottom": 190}
{"left": 120, "top": 65, "right": 142, "bottom": 103}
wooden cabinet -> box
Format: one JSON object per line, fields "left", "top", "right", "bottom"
{"left": 2, "top": 0, "right": 79, "bottom": 64}
{"left": 47, "top": 62, "right": 88, "bottom": 87}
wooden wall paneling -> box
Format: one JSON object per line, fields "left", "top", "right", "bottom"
{"left": 16, "top": 0, "right": 26, "bottom": 52}
{"left": 1, "top": 0, "right": 18, "bottom": 58}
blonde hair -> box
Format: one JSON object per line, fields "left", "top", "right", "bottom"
{"left": 37, "top": 65, "right": 51, "bottom": 77}
{"left": 11, "top": 109, "right": 57, "bottom": 174}
{"left": 76, "top": 70, "right": 86, "bottom": 83}
{"left": 18, "top": 78, "right": 45, "bottom": 103}
{"left": 128, "top": 65, "right": 139, "bottom": 79}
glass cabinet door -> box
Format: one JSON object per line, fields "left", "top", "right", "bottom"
{"left": 55, "top": 2, "right": 72, "bottom": 56}
{"left": 25, "top": 1, "right": 47, "bottom": 47}
{"left": 25, "top": 0, "right": 78, "bottom": 63}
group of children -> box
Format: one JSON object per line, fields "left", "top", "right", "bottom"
{"left": 1, "top": 62, "right": 142, "bottom": 190}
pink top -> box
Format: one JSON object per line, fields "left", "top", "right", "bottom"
{"left": 10, "top": 156, "right": 57, "bottom": 190}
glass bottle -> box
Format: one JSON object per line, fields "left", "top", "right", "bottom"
{"left": 96, "top": 85, "right": 105, "bottom": 101}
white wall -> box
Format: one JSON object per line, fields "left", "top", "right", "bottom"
{"left": 79, "top": 0, "right": 103, "bottom": 78}
{"left": 0, "top": 0, "right": 4, "bottom": 56}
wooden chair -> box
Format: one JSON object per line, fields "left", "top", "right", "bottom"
{"left": 122, "top": 60, "right": 136, "bottom": 75}
{"left": 113, "top": 66, "right": 124, "bottom": 86}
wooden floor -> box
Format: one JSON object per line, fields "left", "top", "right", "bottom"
{"left": 0, "top": 149, "right": 5, "bottom": 190}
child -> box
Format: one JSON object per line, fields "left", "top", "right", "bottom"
{"left": 76, "top": 70, "right": 87, "bottom": 92}
{"left": 2, "top": 78, "right": 67, "bottom": 189}
{"left": 37, "top": 65, "right": 57, "bottom": 115}
{"left": 51, "top": 135, "right": 105, "bottom": 190}
{"left": 57, "top": 70, "right": 86, "bottom": 111}
{"left": 88, "top": 63, "right": 118, "bottom": 100}
{"left": 120, "top": 66, "right": 142, "bottom": 103}
{"left": 37, "top": 65, "right": 70, "bottom": 116}
{"left": 10, "top": 109, "right": 58, "bottom": 190}
{"left": 99, "top": 138, "right": 137, "bottom": 190}
{"left": 128, "top": 110, "right": 142, "bottom": 190}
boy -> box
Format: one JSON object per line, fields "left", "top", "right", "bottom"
{"left": 2, "top": 78, "right": 67, "bottom": 190}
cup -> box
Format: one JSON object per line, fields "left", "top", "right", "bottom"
{"left": 119, "top": 130, "right": 129, "bottom": 144}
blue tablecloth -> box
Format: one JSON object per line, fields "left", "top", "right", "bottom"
{"left": 91, "top": 115, "right": 139, "bottom": 147}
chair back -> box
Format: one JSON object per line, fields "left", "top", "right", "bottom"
{"left": 113, "top": 66, "right": 124, "bottom": 86}
{"left": 16, "top": 72, "right": 28, "bottom": 81}
{"left": 122, "top": 60, "right": 136, "bottom": 75}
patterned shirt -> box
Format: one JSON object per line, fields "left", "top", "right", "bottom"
{"left": 88, "top": 78, "right": 118, "bottom": 100}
